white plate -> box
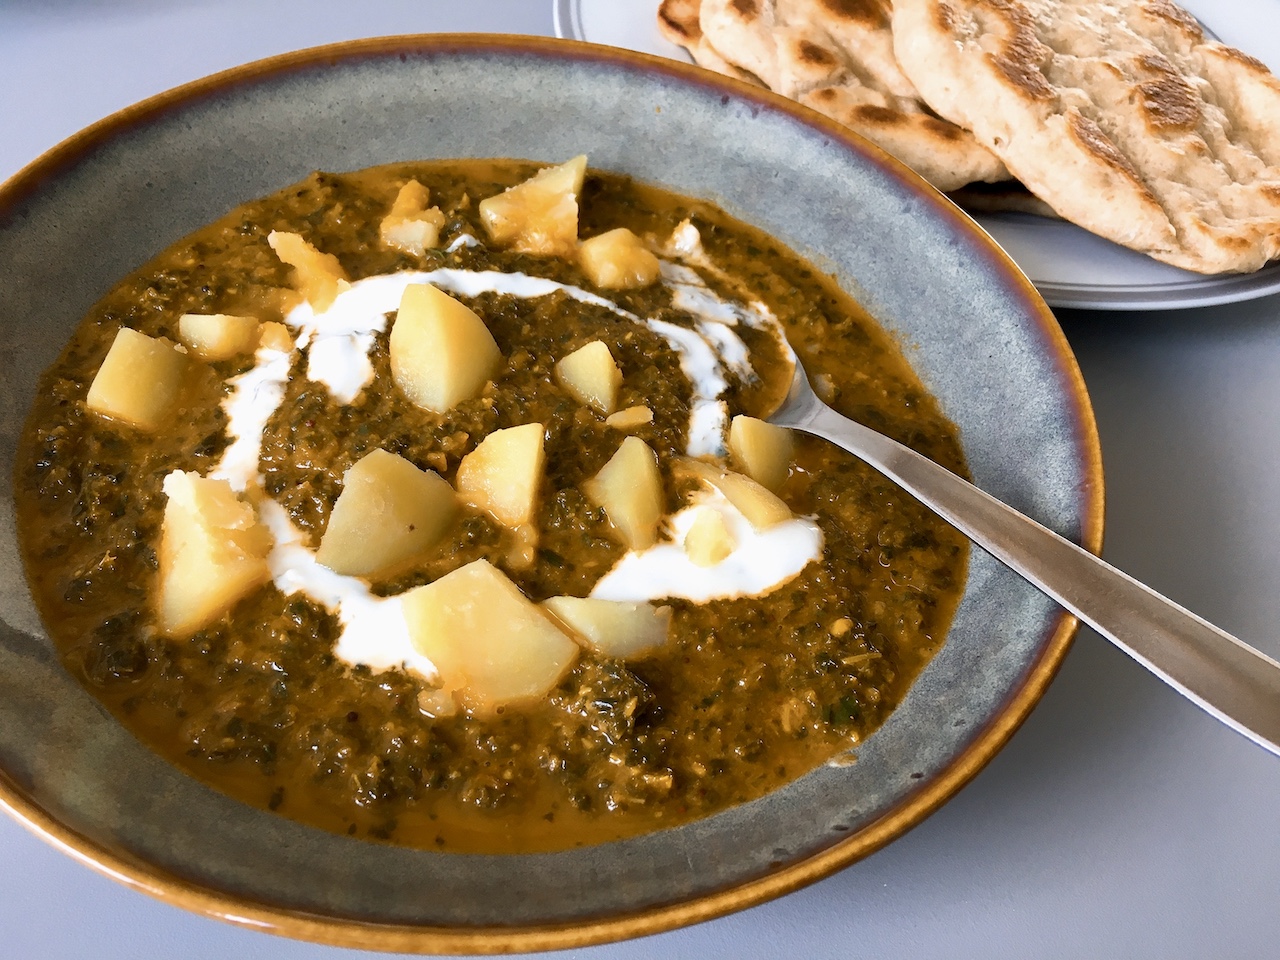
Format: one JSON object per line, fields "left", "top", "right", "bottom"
{"left": 553, "top": 0, "right": 1280, "bottom": 311}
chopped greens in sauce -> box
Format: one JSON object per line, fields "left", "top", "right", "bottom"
{"left": 14, "top": 159, "right": 968, "bottom": 852}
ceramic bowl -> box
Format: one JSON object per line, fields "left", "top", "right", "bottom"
{"left": 0, "top": 34, "right": 1102, "bottom": 953}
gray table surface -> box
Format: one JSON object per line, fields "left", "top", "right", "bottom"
{"left": 5, "top": 2, "right": 1280, "bottom": 958}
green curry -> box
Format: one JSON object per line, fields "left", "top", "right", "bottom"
{"left": 14, "top": 159, "right": 968, "bottom": 852}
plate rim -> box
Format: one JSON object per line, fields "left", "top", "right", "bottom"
{"left": 551, "top": 0, "right": 583, "bottom": 44}
{"left": 1032, "top": 260, "right": 1280, "bottom": 310}
{"left": 0, "top": 32, "right": 1104, "bottom": 953}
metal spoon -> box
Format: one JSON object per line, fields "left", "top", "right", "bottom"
{"left": 769, "top": 358, "right": 1280, "bottom": 757}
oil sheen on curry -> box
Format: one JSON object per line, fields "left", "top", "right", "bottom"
{"left": 15, "top": 157, "right": 969, "bottom": 853}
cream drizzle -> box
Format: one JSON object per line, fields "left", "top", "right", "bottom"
{"left": 211, "top": 339, "right": 295, "bottom": 492}
{"left": 279, "top": 263, "right": 766, "bottom": 455}
{"left": 257, "top": 499, "right": 437, "bottom": 681}
{"left": 590, "top": 485, "right": 823, "bottom": 604}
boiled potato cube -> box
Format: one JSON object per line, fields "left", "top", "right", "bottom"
{"left": 380, "top": 180, "right": 447, "bottom": 255}
{"left": 389, "top": 283, "right": 501, "bottom": 413}
{"left": 680, "top": 459, "right": 793, "bottom": 530}
{"left": 710, "top": 469, "right": 792, "bottom": 530}
{"left": 257, "top": 321, "right": 294, "bottom": 353}
{"left": 579, "top": 228, "right": 661, "bottom": 290}
{"left": 683, "top": 506, "right": 735, "bottom": 566}
{"left": 604, "top": 405, "right": 653, "bottom": 431}
{"left": 382, "top": 215, "right": 446, "bottom": 257}
{"left": 555, "top": 340, "right": 622, "bottom": 415}
{"left": 156, "top": 471, "right": 271, "bottom": 637}
{"left": 389, "top": 179, "right": 429, "bottom": 214}
{"left": 583, "top": 437, "right": 664, "bottom": 550}
{"left": 416, "top": 687, "right": 458, "bottom": 719}
{"left": 267, "top": 231, "right": 349, "bottom": 311}
{"left": 542, "top": 597, "right": 671, "bottom": 660}
{"left": 728, "top": 415, "right": 794, "bottom": 491}
{"left": 177, "top": 313, "right": 261, "bottom": 361}
{"left": 401, "top": 559, "right": 579, "bottom": 715}
{"left": 478, "top": 155, "right": 587, "bottom": 257}
{"left": 455, "top": 422, "right": 545, "bottom": 527}
{"left": 85, "top": 327, "right": 188, "bottom": 430}
{"left": 316, "top": 449, "right": 457, "bottom": 577}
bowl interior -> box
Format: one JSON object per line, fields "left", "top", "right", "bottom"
{"left": 0, "top": 35, "right": 1099, "bottom": 951}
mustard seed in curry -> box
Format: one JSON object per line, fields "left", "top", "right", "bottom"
{"left": 14, "top": 157, "right": 968, "bottom": 852}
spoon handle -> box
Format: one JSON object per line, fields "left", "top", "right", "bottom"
{"left": 794, "top": 401, "right": 1280, "bottom": 757}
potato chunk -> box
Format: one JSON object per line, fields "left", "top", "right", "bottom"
{"left": 542, "top": 597, "right": 671, "bottom": 660}
{"left": 177, "top": 313, "right": 261, "bottom": 361}
{"left": 728, "top": 415, "right": 794, "bottom": 492}
{"left": 680, "top": 459, "right": 793, "bottom": 530}
{"left": 455, "top": 423, "right": 545, "bottom": 527}
{"left": 604, "top": 405, "right": 653, "bottom": 431}
{"left": 316, "top": 449, "right": 457, "bottom": 577}
{"left": 583, "top": 437, "right": 664, "bottom": 550}
{"left": 156, "top": 471, "right": 271, "bottom": 637}
{"left": 379, "top": 180, "right": 447, "bottom": 255}
{"left": 555, "top": 340, "right": 622, "bottom": 415}
{"left": 267, "top": 231, "right": 349, "bottom": 311}
{"left": 579, "top": 228, "right": 661, "bottom": 289}
{"left": 478, "top": 155, "right": 587, "bottom": 257}
{"left": 401, "top": 559, "right": 579, "bottom": 715}
{"left": 711, "top": 471, "right": 792, "bottom": 529}
{"left": 85, "top": 327, "right": 188, "bottom": 430}
{"left": 683, "top": 506, "right": 735, "bottom": 566}
{"left": 257, "top": 321, "right": 294, "bottom": 353}
{"left": 389, "top": 283, "right": 501, "bottom": 413}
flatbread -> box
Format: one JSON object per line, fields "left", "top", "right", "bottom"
{"left": 892, "top": 0, "right": 1280, "bottom": 273}
{"left": 669, "top": 0, "right": 1009, "bottom": 191}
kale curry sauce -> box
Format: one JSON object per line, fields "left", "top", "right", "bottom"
{"left": 14, "top": 160, "right": 968, "bottom": 852}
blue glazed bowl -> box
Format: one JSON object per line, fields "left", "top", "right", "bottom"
{"left": 0, "top": 34, "right": 1101, "bottom": 953}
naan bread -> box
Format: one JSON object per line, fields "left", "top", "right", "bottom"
{"left": 892, "top": 0, "right": 1280, "bottom": 273}
{"left": 666, "top": 0, "right": 1009, "bottom": 191}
